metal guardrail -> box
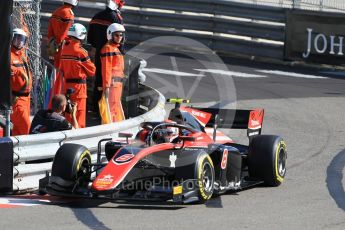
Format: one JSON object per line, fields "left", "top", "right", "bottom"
{"left": 10, "top": 85, "right": 166, "bottom": 192}
{"left": 41, "top": 0, "right": 286, "bottom": 60}
{"left": 226, "top": 0, "right": 345, "bottom": 12}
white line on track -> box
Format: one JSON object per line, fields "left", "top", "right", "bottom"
{"left": 0, "top": 197, "right": 48, "bottom": 207}
{"left": 0, "top": 195, "right": 72, "bottom": 208}
{"left": 256, "top": 70, "right": 329, "bottom": 79}
{"left": 194, "top": 69, "right": 267, "bottom": 78}
{"left": 142, "top": 68, "right": 204, "bottom": 77}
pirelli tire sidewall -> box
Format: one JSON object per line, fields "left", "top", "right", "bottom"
{"left": 195, "top": 151, "right": 215, "bottom": 203}
{"left": 52, "top": 143, "right": 92, "bottom": 181}
{"left": 248, "top": 135, "right": 287, "bottom": 187}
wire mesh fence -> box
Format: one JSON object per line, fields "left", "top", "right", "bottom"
{"left": 13, "top": 0, "right": 55, "bottom": 114}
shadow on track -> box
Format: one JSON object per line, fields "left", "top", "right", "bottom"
{"left": 65, "top": 199, "right": 186, "bottom": 230}
{"left": 57, "top": 198, "right": 186, "bottom": 210}
{"left": 72, "top": 208, "right": 111, "bottom": 230}
{"left": 326, "top": 149, "right": 345, "bottom": 212}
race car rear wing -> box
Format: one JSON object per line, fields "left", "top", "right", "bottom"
{"left": 167, "top": 99, "right": 264, "bottom": 141}
{"left": 193, "top": 107, "right": 264, "bottom": 140}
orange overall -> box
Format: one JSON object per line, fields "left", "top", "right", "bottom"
{"left": 60, "top": 39, "right": 96, "bottom": 128}
{"left": 10, "top": 47, "right": 32, "bottom": 136}
{"left": 47, "top": 4, "right": 74, "bottom": 95}
{"left": 100, "top": 42, "right": 125, "bottom": 122}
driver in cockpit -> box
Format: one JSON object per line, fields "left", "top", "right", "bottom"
{"left": 136, "top": 121, "right": 180, "bottom": 145}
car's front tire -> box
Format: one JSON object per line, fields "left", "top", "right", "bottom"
{"left": 52, "top": 143, "right": 91, "bottom": 184}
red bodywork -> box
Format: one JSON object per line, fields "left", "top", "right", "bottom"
{"left": 92, "top": 107, "right": 264, "bottom": 192}
{"left": 92, "top": 132, "right": 212, "bottom": 191}
{"left": 248, "top": 109, "right": 264, "bottom": 130}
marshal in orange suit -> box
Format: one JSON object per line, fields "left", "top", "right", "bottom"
{"left": 100, "top": 23, "right": 126, "bottom": 123}
{"left": 47, "top": 0, "right": 78, "bottom": 95}
{"left": 10, "top": 28, "right": 32, "bottom": 136}
{"left": 60, "top": 23, "right": 96, "bottom": 128}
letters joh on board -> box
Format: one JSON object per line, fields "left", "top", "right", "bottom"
{"left": 285, "top": 10, "right": 345, "bottom": 65}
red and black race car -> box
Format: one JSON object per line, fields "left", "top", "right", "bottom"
{"left": 39, "top": 99, "right": 287, "bottom": 204}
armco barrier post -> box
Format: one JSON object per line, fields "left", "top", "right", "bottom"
{"left": 0, "top": 137, "right": 13, "bottom": 193}
{"left": 125, "top": 56, "right": 140, "bottom": 118}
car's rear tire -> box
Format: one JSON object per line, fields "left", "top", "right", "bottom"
{"left": 195, "top": 152, "right": 215, "bottom": 203}
{"left": 52, "top": 144, "right": 92, "bottom": 183}
{"left": 248, "top": 135, "right": 287, "bottom": 186}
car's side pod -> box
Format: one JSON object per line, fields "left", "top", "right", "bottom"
{"left": 194, "top": 108, "right": 265, "bottom": 143}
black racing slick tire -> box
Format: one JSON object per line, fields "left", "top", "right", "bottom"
{"left": 195, "top": 152, "right": 215, "bottom": 203}
{"left": 52, "top": 143, "right": 92, "bottom": 182}
{"left": 248, "top": 135, "right": 287, "bottom": 186}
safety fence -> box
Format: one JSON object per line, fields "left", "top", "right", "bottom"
{"left": 2, "top": 85, "right": 165, "bottom": 193}
{"left": 13, "top": 0, "right": 46, "bottom": 115}
{"left": 41, "top": 0, "right": 286, "bottom": 60}
{"left": 13, "top": 0, "right": 41, "bottom": 86}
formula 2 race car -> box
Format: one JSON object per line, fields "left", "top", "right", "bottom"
{"left": 39, "top": 99, "right": 287, "bottom": 204}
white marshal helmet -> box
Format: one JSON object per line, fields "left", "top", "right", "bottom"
{"left": 13, "top": 28, "right": 27, "bottom": 38}
{"left": 68, "top": 23, "right": 87, "bottom": 40}
{"left": 12, "top": 28, "right": 28, "bottom": 50}
{"left": 63, "top": 0, "right": 79, "bottom": 6}
{"left": 106, "top": 23, "right": 125, "bottom": 41}
{"left": 106, "top": 0, "right": 124, "bottom": 10}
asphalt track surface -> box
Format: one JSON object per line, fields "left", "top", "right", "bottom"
{"left": 1, "top": 53, "right": 345, "bottom": 229}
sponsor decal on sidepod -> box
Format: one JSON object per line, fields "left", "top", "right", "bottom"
{"left": 114, "top": 154, "right": 135, "bottom": 165}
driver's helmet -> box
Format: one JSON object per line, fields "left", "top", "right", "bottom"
{"left": 165, "top": 121, "right": 179, "bottom": 142}
{"left": 152, "top": 129, "right": 170, "bottom": 144}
